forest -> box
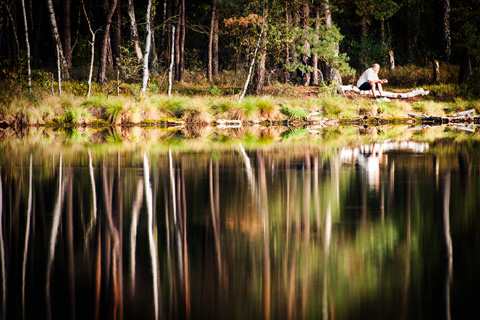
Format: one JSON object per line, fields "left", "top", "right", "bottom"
{"left": 0, "top": 0, "right": 479, "bottom": 100}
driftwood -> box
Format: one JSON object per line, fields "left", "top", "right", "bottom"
{"left": 408, "top": 109, "right": 478, "bottom": 124}
{"left": 340, "top": 85, "right": 430, "bottom": 99}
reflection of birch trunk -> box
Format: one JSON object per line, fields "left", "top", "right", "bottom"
{"left": 169, "top": 149, "right": 177, "bottom": 223}
{"left": 66, "top": 172, "right": 76, "bottom": 319}
{"left": 303, "top": 154, "right": 311, "bottom": 242}
{"left": 46, "top": 153, "right": 65, "bottom": 320}
{"left": 0, "top": 168, "right": 6, "bottom": 320}
{"left": 0, "top": 169, "right": 5, "bottom": 320}
{"left": 89, "top": 149, "right": 97, "bottom": 221}
{"left": 94, "top": 221, "right": 101, "bottom": 320}
{"left": 85, "top": 149, "right": 97, "bottom": 253}
{"left": 323, "top": 203, "right": 331, "bottom": 320}
{"left": 168, "top": 26, "right": 175, "bottom": 97}
{"left": 388, "top": 162, "right": 395, "bottom": 215}
{"left": 163, "top": 176, "right": 174, "bottom": 318}
{"left": 22, "top": 155, "right": 33, "bottom": 317}
{"left": 101, "top": 163, "right": 122, "bottom": 320}
{"left": 239, "top": 144, "right": 255, "bottom": 193}
{"left": 314, "top": 156, "right": 321, "bottom": 233}
{"left": 209, "top": 160, "right": 223, "bottom": 288}
{"left": 180, "top": 162, "right": 191, "bottom": 319}
{"left": 401, "top": 172, "right": 412, "bottom": 320}
{"left": 323, "top": 158, "right": 336, "bottom": 320}
{"left": 129, "top": 177, "right": 144, "bottom": 293}
{"left": 443, "top": 171, "right": 452, "bottom": 320}
{"left": 287, "top": 212, "right": 299, "bottom": 320}
{"left": 258, "top": 152, "right": 270, "bottom": 320}
{"left": 144, "top": 154, "right": 160, "bottom": 320}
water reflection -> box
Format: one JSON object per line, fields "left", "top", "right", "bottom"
{"left": 1, "top": 129, "right": 480, "bottom": 319}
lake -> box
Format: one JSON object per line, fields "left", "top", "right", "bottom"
{"left": 1, "top": 125, "right": 479, "bottom": 319}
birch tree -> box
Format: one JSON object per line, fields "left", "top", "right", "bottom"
{"left": 168, "top": 26, "right": 175, "bottom": 97}
{"left": 46, "top": 0, "right": 70, "bottom": 79}
{"left": 255, "top": 6, "right": 268, "bottom": 95}
{"left": 97, "top": 0, "right": 118, "bottom": 85}
{"left": 140, "top": 0, "right": 153, "bottom": 94}
{"left": 443, "top": 0, "right": 451, "bottom": 63}
{"left": 21, "top": 0, "right": 31, "bottom": 90}
{"left": 128, "top": 0, "right": 143, "bottom": 61}
{"left": 208, "top": 0, "right": 218, "bottom": 82}
{"left": 82, "top": 0, "right": 100, "bottom": 98}
{"left": 63, "top": 0, "right": 72, "bottom": 68}
{"left": 179, "top": 0, "right": 185, "bottom": 82}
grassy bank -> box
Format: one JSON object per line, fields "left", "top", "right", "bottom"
{"left": 1, "top": 66, "right": 479, "bottom": 127}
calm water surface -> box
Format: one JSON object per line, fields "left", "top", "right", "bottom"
{"left": 1, "top": 126, "right": 479, "bottom": 319}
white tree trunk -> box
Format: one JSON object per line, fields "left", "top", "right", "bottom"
{"left": 46, "top": 0, "right": 69, "bottom": 79}
{"left": 168, "top": 26, "right": 175, "bottom": 98}
{"left": 21, "top": 0, "right": 32, "bottom": 90}
{"left": 208, "top": 1, "right": 216, "bottom": 83}
{"left": 56, "top": 44, "right": 62, "bottom": 95}
{"left": 239, "top": 30, "right": 263, "bottom": 102}
{"left": 82, "top": 0, "right": 97, "bottom": 98}
{"left": 140, "top": 0, "right": 153, "bottom": 94}
{"left": 128, "top": 0, "right": 143, "bottom": 60}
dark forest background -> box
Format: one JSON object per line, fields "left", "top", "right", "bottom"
{"left": 0, "top": 0, "right": 478, "bottom": 92}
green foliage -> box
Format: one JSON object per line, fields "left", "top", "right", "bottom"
{"left": 280, "top": 105, "right": 309, "bottom": 120}
{"left": 385, "top": 65, "right": 459, "bottom": 88}
{"left": 281, "top": 128, "right": 309, "bottom": 139}
{"left": 255, "top": 99, "right": 276, "bottom": 116}
{"left": 289, "top": 24, "right": 354, "bottom": 77}
{"left": 63, "top": 107, "right": 90, "bottom": 124}
{"left": 105, "top": 101, "right": 124, "bottom": 123}
{"left": 210, "top": 85, "right": 222, "bottom": 96}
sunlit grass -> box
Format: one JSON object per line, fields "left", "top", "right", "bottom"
{"left": 411, "top": 101, "right": 445, "bottom": 116}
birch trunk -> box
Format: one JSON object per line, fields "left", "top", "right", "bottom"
{"left": 179, "top": 0, "right": 185, "bottom": 82}
{"left": 128, "top": 0, "right": 143, "bottom": 60}
{"left": 301, "top": 2, "right": 310, "bottom": 86}
{"left": 140, "top": 0, "right": 153, "bottom": 94}
{"left": 97, "top": 0, "right": 118, "bottom": 85}
{"left": 20, "top": 0, "right": 32, "bottom": 90}
{"left": 82, "top": 0, "right": 98, "bottom": 98}
{"left": 63, "top": 0, "right": 72, "bottom": 68}
{"left": 168, "top": 25, "right": 175, "bottom": 97}
{"left": 174, "top": 13, "right": 180, "bottom": 80}
{"left": 57, "top": 44, "right": 62, "bottom": 95}
{"left": 255, "top": 27, "right": 267, "bottom": 95}
{"left": 213, "top": 4, "right": 219, "bottom": 76}
{"left": 239, "top": 30, "right": 263, "bottom": 102}
{"left": 208, "top": 0, "right": 216, "bottom": 82}
{"left": 443, "top": 0, "right": 451, "bottom": 63}
{"left": 46, "top": 0, "right": 69, "bottom": 79}
{"left": 311, "top": 8, "right": 320, "bottom": 85}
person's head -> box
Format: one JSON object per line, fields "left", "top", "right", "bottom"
{"left": 371, "top": 63, "right": 380, "bottom": 73}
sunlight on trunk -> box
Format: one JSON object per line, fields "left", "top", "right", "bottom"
{"left": 144, "top": 154, "right": 159, "bottom": 320}
{"left": 22, "top": 155, "right": 33, "bottom": 318}
{"left": 46, "top": 153, "right": 65, "bottom": 320}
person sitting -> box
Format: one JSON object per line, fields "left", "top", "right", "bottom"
{"left": 357, "top": 63, "right": 390, "bottom": 102}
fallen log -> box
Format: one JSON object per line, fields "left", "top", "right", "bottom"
{"left": 340, "top": 85, "right": 430, "bottom": 99}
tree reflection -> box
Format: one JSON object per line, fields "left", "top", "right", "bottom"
{"left": 0, "top": 140, "right": 477, "bottom": 319}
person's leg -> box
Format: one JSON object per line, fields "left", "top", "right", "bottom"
{"left": 377, "top": 83, "right": 384, "bottom": 97}
{"left": 359, "top": 82, "right": 373, "bottom": 96}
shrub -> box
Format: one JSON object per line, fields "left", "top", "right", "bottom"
{"left": 280, "top": 105, "right": 309, "bottom": 119}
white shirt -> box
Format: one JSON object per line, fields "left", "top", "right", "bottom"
{"left": 357, "top": 67, "right": 379, "bottom": 87}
